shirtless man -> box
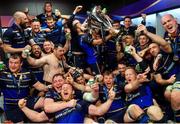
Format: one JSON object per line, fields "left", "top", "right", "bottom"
{"left": 23, "top": 43, "right": 71, "bottom": 84}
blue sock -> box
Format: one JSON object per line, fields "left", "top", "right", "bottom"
{"left": 175, "top": 110, "right": 180, "bottom": 122}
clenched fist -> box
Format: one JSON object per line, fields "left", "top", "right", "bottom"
{"left": 18, "top": 99, "right": 27, "bottom": 109}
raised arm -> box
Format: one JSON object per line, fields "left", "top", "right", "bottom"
{"left": 66, "top": 73, "right": 92, "bottom": 92}
{"left": 44, "top": 98, "right": 77, "bottom": 113}
{"left": 128, "top": 45, "right": 143, "bottom": 62}
{"left": 3, "top": 44, "right": 24, "bottom": 53}
{"left": 92, "top": 38, "right": 103, "bottom": 45}
{"left": 18, "top": 99, "right": 49, "bottom": 122}
{"left": 124, "top": 80, "right": 140, "bottom": 93}
{"left": 125, "top": 72, "right": 149, "bottom": 93}
{"left": 63, "top": 28, "right": 71, "bottom": 53}
{"left": 88, "top": 87, "right": 115, "bottom": 116}
{"left": 154, "top": 73, "right": 176, "bottom": 85}
{"left": 23, "top": 51, "right": 48, "bottom": 67}
{"left": 33, "top": 81, "right": 48, "bottom": 92}
{"left": 62, "top": 5, "right": 83, "bottom": 25}
{"left": 137, "top": 24, "right": 172, "bottom": 53}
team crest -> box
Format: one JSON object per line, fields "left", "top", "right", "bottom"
{"left": 22, "top": 75, "right": 27, "bottom": 79}
{"left": 16, "top": 33, "right": 21, "bottom": 37}
{"left": 7, "top": 74, "right": 12, "bottom": 78}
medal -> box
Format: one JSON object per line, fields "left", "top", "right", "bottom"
{"left": 173, "top": 55, "right": 179, "bottom": 61}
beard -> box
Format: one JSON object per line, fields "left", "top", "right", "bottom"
{"left": 20, "top": 22, "right": 28, "bottom": 29}
{"left": 34, "top": 52, "right": 41, "bottom": 58}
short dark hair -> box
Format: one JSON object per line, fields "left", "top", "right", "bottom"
{"left": 32, "top": 44, "right": 40, "bottom": 48}
{"left": 124, "top": 16, "right": 131, "bottom": 21}
{"left": 9, "top": 53, "right": 23, "bottom": 62}
{"left": 31, "top": 18, "right": 40, "bottom": 23}
{"left": 52, "top": 73, "right": 64, "bottom": 82}
{"left": 138, "top": 33, "right": 149, "bottom": 40}
{"left": 113, "top": 20, "right": 120, "bottom": 24}
{"left": 103, "top": 71, "right": 113, "bottom": 77}
{"left": 138, "top": 33, "right": 147, "bottom": 37}
{"left": 54, "top": 44, "right": 63, "bottom": 49}
{"left": 72, "top": 71, "right": 82, "bottom": 80}
{"left": 118, "top": 61, "right": 127, "bottom": 65}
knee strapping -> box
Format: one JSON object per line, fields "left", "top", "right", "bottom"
{"left": 126, "top": 105, "right": 137, "bottom": 121}
{"left": 137, "top": 113, "right": 150, "bottom": 123}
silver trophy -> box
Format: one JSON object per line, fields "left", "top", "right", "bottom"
{"left": 87, "top": 6, "right": 120, "bottom": 42}
{"left": 87, "top": 6, "right": 113, "bottom": 31}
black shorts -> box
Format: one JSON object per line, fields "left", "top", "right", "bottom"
{"left": 5, "top": 107, "right": 25, "bottom": 123}
{"left": 26, "top": 96, "right": 41, "bottom": 109}
{"left": 105, "top": 107, "right": 127, "bottom": 123}
{"left": 72, "top": 54, "right": 88, "bottom": 69}
{"left": 89, "top": 62, "right": 101, "bottom": 75}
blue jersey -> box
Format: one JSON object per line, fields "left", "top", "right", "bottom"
{"left": 28, "top": 66, "right": 44, "bottom": 83}
{"left": 79, "top": 34, "right": 97, "bottom": 64}
{"left": 99, "top": 84, "right": 126, "bottom": 113}
{"left": 124, "top": 52, "right": 137, "bottom": 67}
{"left": 135, "top": 42, "right": 150, "bottom": 53}
{"left": 164, "top": 25, "right": 180, "bottom": 80}
{"left": 121, "top": 25, "right": 136, "bottom": 37}
{"left": 0, "top": 68, "right": 37, "bottom": 110}
{"left": 30, "top": 31, "right": 46, "bottom": 48}
{"left": 106, "top": 39, "right": 116, "bottom": 53}
{"left": 96, "top": 39, "right": 117, "bottom": 71}
{"left": 114, "top": 73, "right": 126, "bottom": 86}
{"left": 154, "top": 51, "right": 177, "bottom": 79}
{"left": 3, "top": 23, "right": 31, "bottom": 48}
{"left": 164, "top": 25, "right": 180, "bottom": 60}
{"left": 44, "top": 20, "right": 63, "bottom": 45}
{"left": 36, "top": 13, "right": 59, "bottom": 27}
{"left": 45, "top": 88, "right": 61, "bottom": 102}
{"left": 74, "top": 90, "right": 84, "bottom": 100}
{"left": 126, "top": 84, "right": 153, "bottom": 109}
{"left": 99, "top": 84, "right": 126, "bottom": 123}
{"left": 55, "top": 100, "right": 90, "bottom": 123}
